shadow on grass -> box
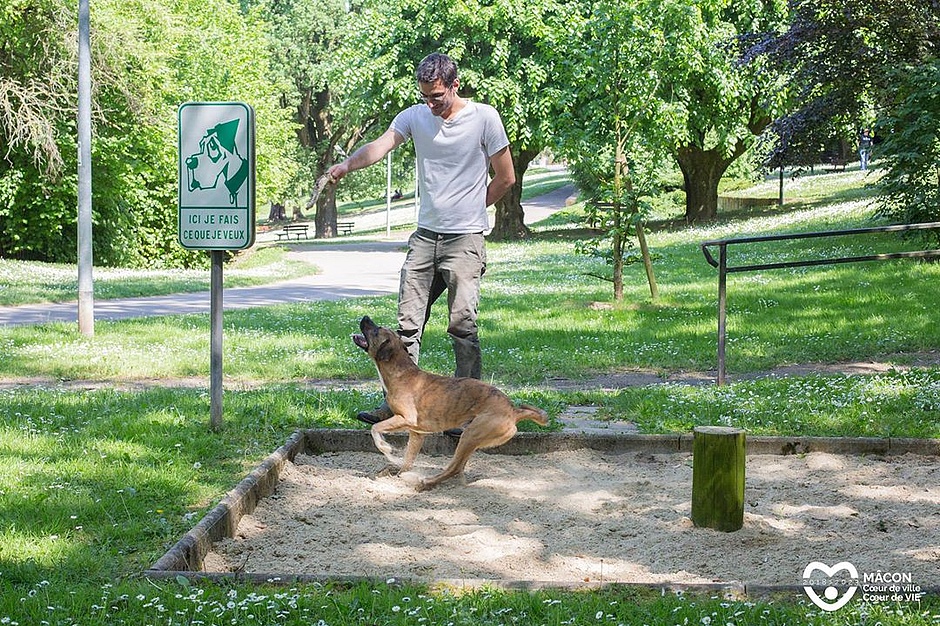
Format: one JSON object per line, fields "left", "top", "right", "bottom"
{"left": 0, "top": 386, "right": 369, "bottom": 585}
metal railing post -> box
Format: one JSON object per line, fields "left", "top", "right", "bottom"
{"left": 717, "top": 243, "right": 728, "bottom": 386}
{"left": 701, "top": 221, "right": 940, "bottom": 386}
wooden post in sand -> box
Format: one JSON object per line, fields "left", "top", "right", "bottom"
{"left": 691, "top": 426, "right": 745, "bottom": 532}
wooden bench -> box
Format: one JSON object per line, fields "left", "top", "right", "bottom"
{"left": 337, "top": 221, "right": 354, "bottom": 236}
{"left": 823, "top": 155, "right": 848, "bottom": 172}
{"left": 276, "top": 223, "right": 309, "bottom": 241}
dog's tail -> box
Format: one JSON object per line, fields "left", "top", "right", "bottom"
{"left": 514, "top": 404, "right": 549, "bottom": 426}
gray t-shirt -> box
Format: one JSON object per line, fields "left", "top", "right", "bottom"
{"left": 391, "top": 100, "right": 510, "bottom": 233}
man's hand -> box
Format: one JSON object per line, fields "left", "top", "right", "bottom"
{"left": 327, "top": 162, "right": 349, "bottom": 182}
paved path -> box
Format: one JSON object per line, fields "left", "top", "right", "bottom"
{"left": 0, "top": 185, "right": 577, "bottom": 327}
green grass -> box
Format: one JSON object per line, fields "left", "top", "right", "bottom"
{"left": 1, "top": 165, "right": 939, "bottom": 624}
{"left": 0, "top": 387, "right": 361, "bottom": 582}
{"left": 0, "top": 246, "right": 315, "bottom": 306}
{"left": 584, "top": 369, "right": 940, "bottom": 438}
{"left": 3, "top": 578, "right": 937, "bottom": 625}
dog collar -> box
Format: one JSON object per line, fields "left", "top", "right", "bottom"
{"left": 225, "top": 158, "right": 249, "bottom": 205}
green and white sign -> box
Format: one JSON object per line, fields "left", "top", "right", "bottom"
{"left": 178, "top": 102, "right": 255, "bottom": 250}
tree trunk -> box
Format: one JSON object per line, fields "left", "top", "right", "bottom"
{"left": 676, "top": 111, "right": 764, "bottom": 224}
{"left": 491, "top": 185, "right": 527, "bottom": 240}
{"left": 488, "top": 146, "right": 539, "bottom": 240}
{"left": 295, "top": 86, "right": 359, "bottom": 239}
{"left": 612, "top": 217, "right": 624, "bottom": 301}
{"left": 676, "top": 145, "right": 729, "bottom": 224}
{"left": 268, "top": 202, "right": 286, "bottom": 221}
{"left": 315, "top": 186, "right": 339, "bottom": 238}
{"left": 612, "top": 132, "right": 626, "bottom": 302}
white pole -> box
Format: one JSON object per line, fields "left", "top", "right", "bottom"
{"left": 386, "top": 152, "right": 392, "bottom": 237}
{"left": 77, "top": 0, "right": 94, "bottom": 336}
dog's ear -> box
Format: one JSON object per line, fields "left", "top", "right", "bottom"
{"left": 375, "top": 338, "right": 394, "bottom": 362}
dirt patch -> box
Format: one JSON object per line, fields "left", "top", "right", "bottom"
{"left": 6, "top": 353, "right": 939, "bottom": 393}
{"left": 203, "top": 448, "right": 939, "bottom": 587}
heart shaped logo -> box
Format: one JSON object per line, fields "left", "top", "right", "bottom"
{"left": 802, "top": 561, "right": 859, "bottom": 612}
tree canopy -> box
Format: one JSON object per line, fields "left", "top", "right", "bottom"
{"left": 750, "top": 0, "right": 939, "bottom": 168}
{"left": 2, "top": 0, "right": 938, "bottom": 268}
{"left": 0, "top": 0, "right": 295, "bottom": 267}
{"left": 318, "top": 0, "right": 562, "bottom": 240}
{"left": 750, "top": 0, "right": 940, "bottom": 226}
{"left": 553, "top": 0, "right": 787, "bottom": 224}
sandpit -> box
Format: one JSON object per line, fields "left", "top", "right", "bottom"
{"left": 203, "top": 448, "right": 939, "bottom": 588}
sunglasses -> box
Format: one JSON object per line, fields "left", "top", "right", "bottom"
{"left": 418, "top": 83, "right": 455, "bottom": 103}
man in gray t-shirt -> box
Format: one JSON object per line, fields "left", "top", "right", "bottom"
{"left": 392, "top": 98, "right": 510, "bottom": 233}
{"left": 328, "top": 52, "right": 515, "bottom": 426}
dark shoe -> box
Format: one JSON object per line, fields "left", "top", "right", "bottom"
{"left": 355, "top": 402, "right": 393, "bottom": 426}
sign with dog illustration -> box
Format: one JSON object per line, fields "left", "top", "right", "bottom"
{"left": 178, "top": 102, "right": 255, "bottom": 250}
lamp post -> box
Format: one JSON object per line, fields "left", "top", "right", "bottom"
{"left": 77, "top": 0, "right": 94, "bottom": 335}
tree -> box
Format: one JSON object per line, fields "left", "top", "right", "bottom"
{"left": 0, "top": 0, "right": 79, "bottom": 262}
{"left": 748, "top": 0, "right": 940, "bottom": 224}
{"left": 654, "top": 0, "right": 785, "bottom": 223}
{"left": 325, "top": 0, "right": 561, "bottom": 240}
{"left": 749, "top": 0, "right": 939, "bottom": 168}
{"left": 0, "top": 0, "right": 296, "bottom": 267}
{"left": 550, "top": 0, "right": 663, "bottom": 301}
{"left": 259, "top": 0, "right": 383, "bottom": 238}
{"left": 0, "top": 0, "right": 66, "bottom": 177}
{"left": 552, "top": 0, "right": 786, "bottom": 226}
{"left": 874, "top": 60, "right": 940, "bottom": 229}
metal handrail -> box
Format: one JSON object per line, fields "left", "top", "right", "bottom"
{"left": 700, "top": 221, "right": 940, "bottom": 385}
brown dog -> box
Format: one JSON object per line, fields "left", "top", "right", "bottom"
{"left": 352, "top": 316, "right": 548, "bottom": 490}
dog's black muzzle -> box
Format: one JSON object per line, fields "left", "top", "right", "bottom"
{"left": 352, "top": 316, "right": 379, "bottom": 351}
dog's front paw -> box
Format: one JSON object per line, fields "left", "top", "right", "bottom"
{"left": 415, "top": 478, "right": 433, "bottom": 492}
{"left": 376, "top": 464, "right": 401, "bottom": 477}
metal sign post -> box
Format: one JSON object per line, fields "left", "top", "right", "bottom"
{"left": 178, "top": 102, "right": 256, "bottom": 430}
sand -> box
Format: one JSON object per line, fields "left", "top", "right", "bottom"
{"left": 203, "top": 448, "right": 939, "bottom": 587}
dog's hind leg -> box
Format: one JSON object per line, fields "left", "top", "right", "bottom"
{"left": 417, "top": 419, "right": 517, "bottom": 491}
{"left": 417, "top": 437, "right": 479, "bottom": 491}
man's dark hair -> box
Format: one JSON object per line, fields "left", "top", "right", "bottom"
{"left": 416, "top": 53, "right": 458, "bottom": 85}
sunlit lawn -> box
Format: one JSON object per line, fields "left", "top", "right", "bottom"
{"left": 1, "top": 165, "right": 939, "bottom": 624}
{"left": 0, "top": 246, "right": 314, "bottom": 306}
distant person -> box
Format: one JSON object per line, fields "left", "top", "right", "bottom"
{"left": 328, "top": 52, "right": 515, "bottom": 425}
{"left": 391, "top": 188, "right": 403, "bottom": 201}
{"left": 859, "top": 128, "right": 873, "bottom": 171}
